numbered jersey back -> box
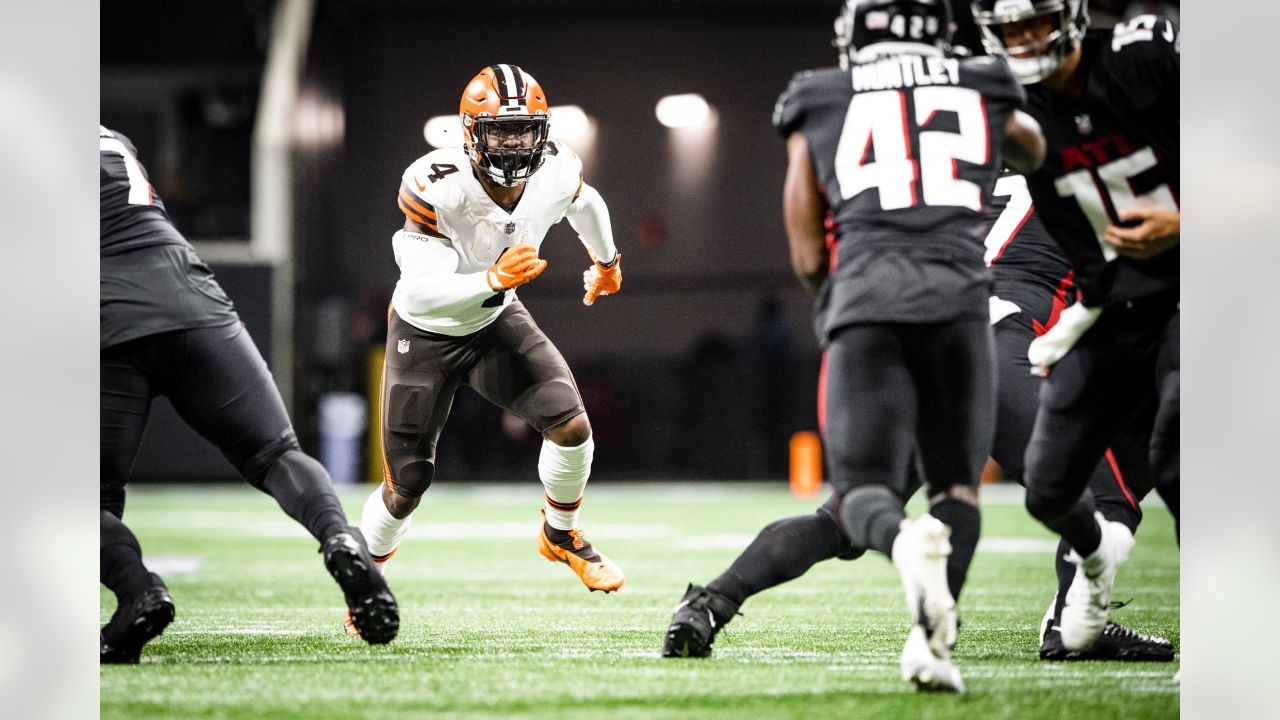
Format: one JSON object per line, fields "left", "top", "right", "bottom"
{"left": 100, "top": 126, "right": 188, "bottom": 256}
{"left": 774, "top": 54, "right": 1024, "bottom": 263}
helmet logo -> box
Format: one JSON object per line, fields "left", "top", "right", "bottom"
{"left": 994, "top": 0, "right": 1035, "bottom": 17}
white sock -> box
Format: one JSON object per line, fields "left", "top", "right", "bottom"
{"left": 359, "top": 485, "right": 413, "bottom": 572}
{"left": 539, "top": 435, "right": 593, "bottom": 531}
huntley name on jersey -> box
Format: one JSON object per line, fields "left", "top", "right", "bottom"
{"left": 852, "top": 55, "right": 960, "bottom": 92}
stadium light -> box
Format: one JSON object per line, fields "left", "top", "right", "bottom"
{"left": 655, "top": 94, "right": 712, "bottom": 128}
{"left": 549, "top": 105, "right": 594, "bottom": 147}
{"left": 424, "top": 114, "right": 462, "bottom": 149}
{"left": 424, "top": 105, "right": 596, "bottom": 151}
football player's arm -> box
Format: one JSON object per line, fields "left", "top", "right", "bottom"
{"left": 1003, "top": 110, "right": 1046, "bottom": 174}
{"left": 782, "top": 132, "right": 828, "bottom": 296}
{"left": 1103, "top": 207, "right": 1179, "bottom": 259}
{"left": 392, "top": 227, "right": 543, "bottom": 317}
{"left": 565, "top": 182, "right": 622, "bottom": 305}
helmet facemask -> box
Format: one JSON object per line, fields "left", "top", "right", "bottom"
{"left": 972, "top": 0, "right": 1088, "bottom": 84}
{"left": 467, "top": 115, "right": 549, "bottom": 187}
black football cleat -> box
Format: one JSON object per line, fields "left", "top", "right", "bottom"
{"left": 1040, "top": 616, "right": 1175, "bottom": 662}
{"left": 323, "top": 529, "right": 400, "bottom": 645}
{"left": 661, "top": 584, "right": 740, "bottom": 658}
{"left": 100, "top": 585, "right": 176, "bottom": 664}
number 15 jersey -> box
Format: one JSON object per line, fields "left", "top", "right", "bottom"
{"left": 774, "top": 51, "right": 1025, "bottom": 335}
{"left": 1022, "top": 18, "right": 1179, "bottom": 308}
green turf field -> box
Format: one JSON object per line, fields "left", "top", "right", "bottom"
{"left": 100, "top": 482, "right": 1178, "bottom": 719}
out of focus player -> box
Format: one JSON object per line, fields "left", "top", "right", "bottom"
{"left": 971, "top": 0, "right": 1179, "bottom": 652}
{"left": 665, "top": 0, "right": 1045, "bottom": 693}
{"left": 662, "top": 175, "right": 1173, "bottom": 664}
{"left": 100, "top": 126, "right": 399, "bottom": 662}
{"left": 348, "top": 65, "right": 624, "bottom": 634}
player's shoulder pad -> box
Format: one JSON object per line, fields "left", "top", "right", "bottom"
{"left": 399, "top": 147, "right": 467, "bottom": 234}
{"left": 772, "top": 67, "right": 844, "bottom": 138}
{"left": 541, "top": 140, "right": 585, "bottom": 203}
{"left": 1107, "top": 14, "right": 1179, "bottom": 59}
{"left": 1099, "top": 15, "right": 1178, "bottom": 110}
{"left": 960, "top": 54, "right": 1025, "bottom": 106}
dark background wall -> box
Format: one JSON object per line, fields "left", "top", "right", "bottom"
{"left": 103, "top": 0, "right": 1173, "bottom": 483}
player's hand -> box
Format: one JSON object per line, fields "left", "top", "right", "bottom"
{"left": 486, "top": 244, "right": 547, "bottom": 291}
{"left": 1103, "top": 207, "right": 1180, "bottom": 260}
{"left": 582, "top": 252, "right": 622, "bottom": 306}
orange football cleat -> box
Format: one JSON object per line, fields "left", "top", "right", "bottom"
{"left": 537, "top": 513, "right": 624, "bottom": 593}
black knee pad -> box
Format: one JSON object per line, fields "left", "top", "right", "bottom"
{"left": 389, "top": 459, "right": 435, "bottom": 499}
{"left": 817, "top": 494, "right": 867, "bottom": 560}
{"left": 238, "top": 431, "right": 302, "bottom": 488}
{"left": 1024, "top": 485, "right": 1073, "bottom": 526}
{"left": 838, "top": 485, "right": 902, "bottom": 551}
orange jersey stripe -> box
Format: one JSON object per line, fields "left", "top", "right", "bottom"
{"left": 398, "top": 184, "right": 437, "bottom": 220}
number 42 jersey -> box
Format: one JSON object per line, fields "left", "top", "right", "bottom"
{"left": 774, "top": 52, "right": 1025, "bottom": 335}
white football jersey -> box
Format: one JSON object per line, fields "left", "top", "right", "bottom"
{"left": 391, "top": 141, "right": 584, "bottom": 336}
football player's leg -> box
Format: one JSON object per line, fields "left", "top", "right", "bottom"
{"left": 995, "top": 316, "right": 1167, "bottom": 657}
{"left": 1024, "top": 320, "right": 1151, "bottom": 651}
{"left": 913, "top": 319, "right": 995, "bottom": 605}
{"left": 100, "top": 340, "right": 174, "bottom": 664}
{"left": 663, "top": 490, "right": 876, "bottom": 658}
{"left": 166, "top": 323, "right": 398, "bottom": 643}
{"left": 1023, "top": 322, "right": 1140, "bottom": 556}
{"left": 826, "top": 324, "right": 916, "bottom": 559}
{"left": 469, "top": 302, "right": 621, "bottom": 592}
{"left": 365, "top": 314, "right": 462, "bottom": 568}
{"left": 100, "top": 510, "right": 174, "bottom": 664}
{"left": 165, "top": 323, "right": 348, "bottom": 544}
{"left": 711, "top": 491, "right": 865, "bottom": 607}
{"left": 1150, "top": 309, "right": 1180, "bottom": 541}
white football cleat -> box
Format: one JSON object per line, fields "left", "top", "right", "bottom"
{"left": 892, "top": 514, "right": 958, "bottom": 659}
{"left": 900, "top": 625, "right": 965, "bottom": 693}
{"left": 1059, "top": 513, "right": 1135, "bottom": 652}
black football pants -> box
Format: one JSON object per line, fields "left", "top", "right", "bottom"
{"left": 994, "top": 315, "right": 1153, "bottom": 527}
{"left": 100, "top": 322, "right": 325, "bottom": 521}
{"left": 1024, "top": 299, "right": 1179, "bottom": 553}
{"left": 824, "top": 319, "right": 996, "bottom": 501}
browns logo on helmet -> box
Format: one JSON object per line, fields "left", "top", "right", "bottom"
{"left": 459, "top": 64, "right": 551, "bottom": 187}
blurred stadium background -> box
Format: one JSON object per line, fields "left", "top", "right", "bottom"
{"left": 101, "top": 0, "right": 1177, "bottom": 488}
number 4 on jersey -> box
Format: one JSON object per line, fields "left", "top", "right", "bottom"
{"left": 834, "top": 87, "right": 989, "bottom": 211}
{"left": 425, "top": 163, "right": 459, "bottom": 184}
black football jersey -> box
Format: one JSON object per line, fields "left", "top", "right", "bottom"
{"left": 774, "top": 52, "right": 1025, "bottom": 331}
{"left": 984, "top": 172, "right": 1077, "bottom": 334}
{"left": 100, "top": 126, "right": 190, "bottom": 256}
{"left": 1021, "top": 16, "right": 1180, "bottom": 307}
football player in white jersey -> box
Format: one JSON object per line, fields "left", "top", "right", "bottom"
{"left": 345, "top": 64, "right": 624, "bottom": 636}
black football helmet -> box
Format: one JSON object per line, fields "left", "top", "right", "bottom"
{"left": 970, "top": 0, "right": 1090, "bottom": 84}
{"left": 833, "top": 0, "right": 953, "bottom": 69}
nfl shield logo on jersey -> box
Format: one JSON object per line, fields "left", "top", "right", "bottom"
{"left": 397, "top": 338, "right": 410, "bottom": 354}
{"left": 1074, "top": 113, "right": 1093, "bottom": 134}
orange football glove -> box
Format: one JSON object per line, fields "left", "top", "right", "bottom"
{"left": 486, "top": 244, "right": 548, "bottom": 291}
{"left": 582, "top": 252, "right": 622, "bottom": 306}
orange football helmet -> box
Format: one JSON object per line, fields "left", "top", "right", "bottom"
{"left": 459, "top": 64, "right": 551, "bottom": 187}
